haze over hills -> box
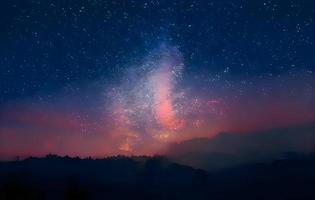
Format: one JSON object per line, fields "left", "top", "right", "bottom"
{"left": 166, "top": 123, "right": 315, "bottom": 170}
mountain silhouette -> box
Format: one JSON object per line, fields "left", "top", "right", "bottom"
{"left": 1, "top": 153, "right": 315, "bottom": 200}
{"left": 0, "top": 155, "right": 207, "bottom": 200}
{"left": 167, "top": 123, "right": 315, "bottom": 170}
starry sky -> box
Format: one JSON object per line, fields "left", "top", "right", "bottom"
{"left": 0, "top": 0, "right": 314, "bottom": 159}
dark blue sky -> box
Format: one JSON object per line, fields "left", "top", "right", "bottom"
{"left": 1, "top": 0, "right": 314, "bottom": 104}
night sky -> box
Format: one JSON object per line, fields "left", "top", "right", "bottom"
{"left": 0, "top": 0, "right": 314, "bottom": 159}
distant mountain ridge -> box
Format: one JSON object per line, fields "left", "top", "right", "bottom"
{"left": 167, "top": 123, "right": 315, "bottom": 170}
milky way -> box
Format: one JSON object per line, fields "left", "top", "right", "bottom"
{"left": 105, "top": 44, "right": 193, "bottom": 152}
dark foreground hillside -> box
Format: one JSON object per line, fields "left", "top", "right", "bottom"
{"left": 1, "top": 154, "right": 315, "bottom": 200}
{"left": 0, "top": 155, "right": 207, "bottom": 200}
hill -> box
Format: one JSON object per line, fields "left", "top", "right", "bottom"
{"left": 1, "top": 154, "right": 315, "bottom": 199}
{"left": 167, "top": 123, "right": 315, "bottom": 170}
